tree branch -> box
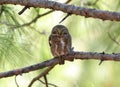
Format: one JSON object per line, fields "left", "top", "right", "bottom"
{"left": 0, "top": 0, "right": 120, "bottom": 21}
{"left": 108, "top": 32, "right": 120, "bottom": 45}
{"left": 7, "top": 0, "right": 71, "bottom": 28}
{"left": 38, "top": 79, "right": 58, "bottom": 87}
{"left": 28, "top": 65, "right": 55, "bottom": 87}
{"left": 18, "top": 6, "right": 29, "bottom": 15}
{"left": 0, "top": 51, "right": 120, "bottom": 79}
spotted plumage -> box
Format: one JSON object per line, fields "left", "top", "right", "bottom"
{"left": 49, "top": 25, "right": 72, "bottom": 64}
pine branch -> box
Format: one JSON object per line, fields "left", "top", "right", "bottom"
{"left": 0, "top": 0, "right": 120, "bottom": 21}
{"left": 0, "top": 51, "right": 120, "bottom": 79}
{"left": 18, "top": 0, "right": 71, "bottom": 15}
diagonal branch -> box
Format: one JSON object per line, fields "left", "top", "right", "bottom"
{"left": 10, "top": 0, "right": 71, "bottom": 28}
{"left": 0, "top": 0, "right": 120, "bottom": 21}
{"left": 38, "top": 79, "right": 58, "bottom": 87}
{"left": 13, "top": 10, "right": 54, "bottom": 28}
{"left": 108, "top": 32, "right": 120, "bottom": 45}
{"left": 28, "top": 65, "right": 55, "bottom": 87}
{"left": 0, "top": 51, "right": 120, "bottom": 79}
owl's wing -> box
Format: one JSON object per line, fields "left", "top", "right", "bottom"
{"left": 49, "top": 35, "right": 52, "bottom": 47}
{"left": 68, "top": 34, "right": 73, "bottom": 52}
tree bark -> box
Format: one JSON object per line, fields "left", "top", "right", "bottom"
{"left": 0, "top": 51, "right": 120, "bottom": 79}
{"left": 0, "top": 0, "right": 120, "bottom": 21}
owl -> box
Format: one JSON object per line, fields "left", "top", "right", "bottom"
{"left": 49, "top": 25, "right": 72, "bottom": 64}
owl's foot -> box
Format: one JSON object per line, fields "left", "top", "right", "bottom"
{"left": 59, "top": 56, "right": 65, "bottom": 65}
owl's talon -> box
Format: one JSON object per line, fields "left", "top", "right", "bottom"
{"left": 59, "top": 56, "right": 64, "bottom": 65}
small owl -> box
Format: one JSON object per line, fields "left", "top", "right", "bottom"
{"left": 49, "top": 25, "right": 72, "bottom": 64}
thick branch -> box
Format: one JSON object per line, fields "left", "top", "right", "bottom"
{"left": 0, "top": 51, "right": 120, "bottom": 79}
{"left": 0, "top": 0, "right": 120, "bottom": 21}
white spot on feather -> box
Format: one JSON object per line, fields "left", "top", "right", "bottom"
{"left": 60, "top": 38, "right": 65, "bottom": 49}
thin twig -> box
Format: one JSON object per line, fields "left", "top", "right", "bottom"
{"left": 28, "top": 65, "right": 55, "bottom": 87}
{"left": 59, "top": 13, "right": 71, "bottom": 23}
{"left": 108, "top": 32, "right": 120, "bottom": 45}
{"left": 98, "top": 52, "right": 105, "bottom": 65}
{"left": 44, "top": 75, "right": 48, "bottom": 87}
{"left": 93, "top": 0, "right": 99, "bottom": 5}
{"left": 65, "top": 0, "right": 72, "bottom": 4}
{"left": 38, "top": 79, "right": 58, "bottom": 87}
{"left": 15, "top": 76, "right": 19, "bottom": 87}
{"left": 18, "top": 6, "right": 30, "bottom": 15}
{"left": 85, "top": 0, "right": 99, "bottom": 6}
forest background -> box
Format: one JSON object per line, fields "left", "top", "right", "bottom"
{"left": 0, "top": 0, "right": 120, "bottom": 87}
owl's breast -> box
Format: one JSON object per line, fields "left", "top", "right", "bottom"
{"left": 60, "top": 38, "right": 65, "bottom": 49}
{"left": 49, "top": 35, "right": 69, "bottom": 57}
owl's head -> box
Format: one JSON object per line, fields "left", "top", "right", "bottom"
{"left": 51, "top": 25, "right": 69, "bottom": 36}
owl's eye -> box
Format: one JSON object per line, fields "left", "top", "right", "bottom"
{"left": 52, "top": 31, "right": 57, "bottom": 34}
{"left": 63, "top": 32, "right": 68, "bottom": 35}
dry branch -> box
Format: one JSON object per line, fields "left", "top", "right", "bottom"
{"left": 0, "top": 51, "right": 120, "bottom": 79}
{"left": 18, "top": 0, "right": 71, "bottom": 15}
{"left": 0, "top": 0, "right": 120, "bottom": 21}
{"left": 28, "top": 65, "right": 55, "bottom": 87}
{"left": 38, "top": 79, "right": 58, "bottom": 87}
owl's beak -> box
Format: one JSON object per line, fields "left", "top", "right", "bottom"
{"left": 57, "top": 30, "right": 60, "bottom": 35}
{"left": 58, "top": 31, "right": 61, "bottom": 35}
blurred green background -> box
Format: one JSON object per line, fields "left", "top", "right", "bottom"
{"left": 0, "top": 0, "right": 120, "bottom": 87}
